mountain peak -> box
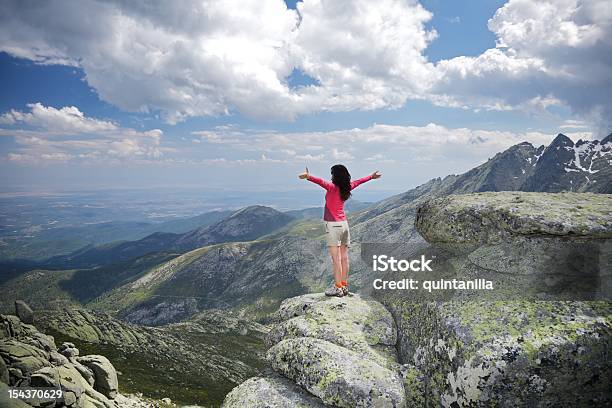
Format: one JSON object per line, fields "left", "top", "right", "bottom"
{"left": 549, "top": 133, "right": 574, "bottom": 147}
{"left": 233, "top": 205, "right": 282, "bottom": 215}
{"left": 601, "top": 133, "right": 612, "bottom": 145}
{"left": 174, "top": 204, "right": 294, "bottom": 250}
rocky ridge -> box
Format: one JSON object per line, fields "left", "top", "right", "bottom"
{"left": 46, "top": 205, "right": 295, "bottom": 269}
{"left": 224, "top": 191, "right": 611, "bottom": 407}
{"left": 523, "top": 133, "right": 612, "bottom": 193}
{"left": 351, "top": 134, "right": 612, "bottom": 244}
{"left": 416, "top": 191, "right": 612, "bottom": 243}
{"left": 34, "top": 307, "right": 268, "bottom": 406}
{"left": 90, "top": 237, "right": 331, "bottom": 324}
{"left": 222, "top": 293, "right": 406, "bottom": 407}
{"left": 0, "top": 301, "right": 158, "bottom": 408}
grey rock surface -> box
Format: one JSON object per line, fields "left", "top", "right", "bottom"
{"left": 373, "top": 191, "right": 612, "bottom": 407}
{"left": 0, "top": 381, "right": 31, "bottom": 407}
{"left": 59, "top": 341, "right": 79, "bottom": 358}
{"left": 416, "top": 192, "right": 612, "bottom": 244}
{"left": 268, "top": 337, "right": 405, "bottom": 408}
{"left": 0, "top": 313, "right": 136, "bottom": 407}
{"left": 223, "top": 375, "right": 327, "bottom": 408}
{"left": 224, "top": 293, "right": 405, "bottom": 408}
{"left": 77, "top": 355, "right": 119, "bottom": 399}
{"left": 0, "top": 356, "right": 8, "bottom": 384}
{"left": 268, "top": 294, "right": 398, "bottom": 369}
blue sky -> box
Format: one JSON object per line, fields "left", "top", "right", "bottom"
{"left": 0, "top": 0, "right": 609, "bottom": 194}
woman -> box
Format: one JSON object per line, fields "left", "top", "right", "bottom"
{"left": 299, "top": 165, "right": 382, "bottom": 297}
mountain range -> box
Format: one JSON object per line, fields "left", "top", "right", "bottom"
{"left": 3, "top": 133, "right": 611, "bottom": 317}
{"left": 1, "top": 132, "right": 610, "bottom": 407}
{"left": 351, "top": 133, "right": 611, "bottom": 243}
{"left": 43, "top": 205, "right": 294, "bottom": 269}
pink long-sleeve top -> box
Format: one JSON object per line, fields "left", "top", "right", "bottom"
{"left": 307, "top": 174, "right": 373, "bottom": 221}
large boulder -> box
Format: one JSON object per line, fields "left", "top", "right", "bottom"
{"left": 224, "top": 293, "right": 406, "bottom": 408}
{"left": 268, "top": 337, "right": 405, "bottom": 408}
{"left": 272, "top": 293, "right": 396, "bottom": 346}
{"left": 0, "top": 313, "right": 125, "bottom": 407}
{"left": 59, "top": 342, "right": 79, "bottom": 358}
{"left": 0, "top": 315, "right": 39, "bottom": 340}
{"left": 77, "top": 355, "right": 119, "bottom": 399}
{"left": 415, "top": 192, "right": 612, "bottom": 244}
{"left": 374, "top": 192, "right": 612, "bottom": 407}
{"left": 223, "top": 375, "right": 326, "bottom": 408}
{"left": 31, "top": 364, "right": 114, "bottom": 408}
{"left": 0, "top": 339, "right": 51, "bottom": 384}
{"left": 267, "top": 294, "right": 398, "bottom": 369}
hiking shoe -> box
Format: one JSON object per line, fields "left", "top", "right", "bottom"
{"left": 325, "top": 285, "right": 344, "bottom": 297}
{"left": 341, "top": 286, "right": 350, "bottom": 296}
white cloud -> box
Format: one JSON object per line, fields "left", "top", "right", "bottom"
{"left": 331, "top": 148, "right": 355, "bottom": 161}
{"left": 0, "top": 0, "right": 437, "bottom": 122}
{"left": 0, "top": 0, "right": 610, "bottom": 130}
{"left": 0, "top": 103, "right": 164, "bottom": 163}
{"left": 3, "top": 107, "right": 590, "bottom": 190}
{"left": 181, "top": 123, "right": 585, "bottom": 189}
{"left": 0, "top": 0, "right": 301, "bottom": 123}
{"left": 431, "top": 0, "right": 612, "bottom": 131}
{"left": 1, "top": 103, "right": 116, "bottom": 133}
{"left": 559, "top": 119, "right": 590, "bottom": 129}
{"left": 189, "top": 122, "right": 566, "bottom": 166}
{"left": 290, "top": 0, "right": 437, "bottom": 112}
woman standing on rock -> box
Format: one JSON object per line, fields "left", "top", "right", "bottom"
{"left": 299, "top": 165, "right": 381, "bottom": 297}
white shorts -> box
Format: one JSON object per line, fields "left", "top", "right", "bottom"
{"left": 325, "top": 220, "right": 350, "bottom": 247}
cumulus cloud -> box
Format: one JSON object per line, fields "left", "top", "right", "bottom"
{"left": 0, "top": 0, "right": 300, "bottom": 123}
{"left": 0, "top": 0, "right": 436, "bottom": 122}
{"left": 0, "top": 0, "right": 610, "bottom": 129}
{"left": 432, "top": 0, "right": 612, "bottom": 131}
{"left": 291, "top": 0, "right": 437, "bottom": 112}
{"left": 0, "top": 103, "right": 164, "bottom": 163}
{"left": 0, "top": 103, "right": 116, "bottom": 133}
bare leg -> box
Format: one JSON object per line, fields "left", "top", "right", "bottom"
{"left": 340, "top": 245, "right": 349, "bottom": 286}
{"left": 328, "top": 246, "right": 342, "bottom": 287}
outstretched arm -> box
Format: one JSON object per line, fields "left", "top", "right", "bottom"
{"left": 351, "top": 170, "right": 381, "bottom": 189}
{"left": 298, "top": 167, "right": 333, "bottom": 190}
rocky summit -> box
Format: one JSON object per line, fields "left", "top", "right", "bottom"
{"left": 0, "top": 301, "right": 160, "bottom": 408}
{"left": 225, "top": 191, "right": 610, "bottom": 407}
{"left": 223, "top": 294, "right": 406, "bottom": 408}
{"left": 377, "top": 191, "right": 611, "bottom": 406}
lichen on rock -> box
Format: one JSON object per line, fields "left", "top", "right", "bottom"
{"left": 223, "top": 375, "right": 326, "bottom": 408}
{"left": 223, "top": 293, "right": 406, "bottom": 408}
{"left": 0, "top": 301, "right": 133, "bottom": 408}
{"left": 268, "top": 337, "right": 405, "bottom": 408}
{"left": 373, "top": 191, "right": 612, "bottom": 407}
{"left": 415, "top": 192, "right": 612, "bottom": 244}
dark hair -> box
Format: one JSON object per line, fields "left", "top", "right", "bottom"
{"left": 331, "top": 164, "right": 351, "bottom": 201}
